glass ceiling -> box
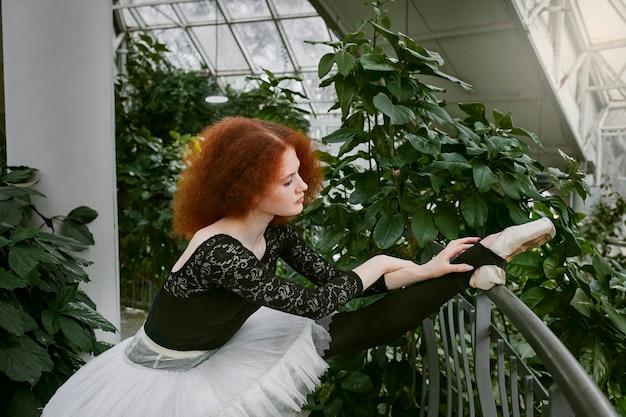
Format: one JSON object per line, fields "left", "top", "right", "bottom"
{"left": 112, "top": 0, "right": 339, "bottom": 117}
{"left": 113, "top": 0, "right": 626, "bottom": 131}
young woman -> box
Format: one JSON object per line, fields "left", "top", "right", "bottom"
{"left": 42, "top": 117, "right": 556, "bottom": 417}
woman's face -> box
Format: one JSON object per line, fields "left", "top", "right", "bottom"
{"left": 255, "top": 147, "right": 308, "bottom": 218}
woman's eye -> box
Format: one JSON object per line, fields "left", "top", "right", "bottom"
{"left": 284, "top": 179, "right": 293, "bottom": 186}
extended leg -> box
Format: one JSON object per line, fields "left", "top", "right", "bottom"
{"left": 324, "top": 243, "right": 504, "bottom": 357}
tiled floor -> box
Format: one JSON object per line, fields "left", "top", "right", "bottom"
{"left": 120, "top": 306, "right": 147, "bottom": 339}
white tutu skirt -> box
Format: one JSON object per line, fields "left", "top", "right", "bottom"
{"left": 42, "top": 307, "right": 331, "bottom": 417}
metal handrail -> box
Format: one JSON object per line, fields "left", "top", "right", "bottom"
{"left": 485, "top": 286, "right": 618, "bottom": 417}
{"left": 419, "top": 288, "right": 618, "bottom": 417}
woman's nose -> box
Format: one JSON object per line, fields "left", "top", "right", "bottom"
{"left": 297, "top": 174, "right": 308, "bottom": 192}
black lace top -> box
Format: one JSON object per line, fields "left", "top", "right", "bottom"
{"left": 144, "top": 224, "right": 387, "bottom": 350}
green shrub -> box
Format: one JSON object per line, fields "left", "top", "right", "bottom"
{"left": 300, "top": 1, "right": 626, "bottom": 414}
{"left": 0, "top": 166, "right": 115, "bottom": 417}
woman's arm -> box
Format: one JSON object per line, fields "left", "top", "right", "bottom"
{"left": 279, "top": 224, "right": 479, "bottom": 292}
{"left": 377, "top": 237, "right": 479, "bottom": 290}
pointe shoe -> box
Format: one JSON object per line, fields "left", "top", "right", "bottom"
{"left": 487, "top": 218, "right": 556, "bottom": 261}
{"left": 470, "top": 265, "right": 505, "bottom": 290}
{"left": 469, "top": 218, "right": 556, "bottom": 290}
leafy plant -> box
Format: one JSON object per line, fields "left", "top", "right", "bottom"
{"left": 300, "top": 1, "right": 626, "bottom": 414}
{"left": 580, "top": 181, "right": 626, "bottom": 265}
{"left": 0, "top": 166, "right": 115, "bottom": 417}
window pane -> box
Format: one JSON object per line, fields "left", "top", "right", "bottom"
{"left": 270, "top": 0, "right": 316, "bottom": 15}
{"left": 223, "top": 0, "right": 271, "bottom": 19}
{"left": 178, "top": 0, "right": 222, "bottom": 24}
{"left": 151, "top": 29, "right": 204, "bottom": 71}
{"left": 193, "top": 25, "right": 250, "bottom": 73}
{"left": 234, "top": 21, "right": 292, "bottom": 73}
{"left": 281, "top": 16, "right": 331, "bottom": 69}
{"left": 135, "top": 5, "right": 180, "bottom": 26}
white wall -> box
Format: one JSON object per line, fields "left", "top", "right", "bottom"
{"left": 2, "top": 0, "right": 120, "bottom": 343}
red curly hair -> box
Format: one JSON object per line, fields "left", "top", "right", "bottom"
{"left": 172, "top": 117, "right": 323, "bottom": 239}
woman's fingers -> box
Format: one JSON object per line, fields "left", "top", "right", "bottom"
{"left": 442, "top": 237, "right": 480, "bottom": 257}
{"left": 431, "top": 237, "right": 481, "bottom": 274}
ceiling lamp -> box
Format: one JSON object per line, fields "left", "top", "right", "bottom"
{"left": 205, "top": 95, "right": 228, "bottom": 104}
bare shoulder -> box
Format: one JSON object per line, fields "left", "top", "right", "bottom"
{"left": 171, "top": 224, "right": 228, "bottom": 272}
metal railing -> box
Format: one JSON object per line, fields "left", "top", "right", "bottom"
{"left": 419, "top": 286, "right": 618, "bottom": 417}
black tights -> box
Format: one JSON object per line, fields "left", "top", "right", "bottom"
{"left": 324, "top": 243, "right": 505, "bottom": 357}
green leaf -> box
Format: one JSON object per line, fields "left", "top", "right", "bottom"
{"left": 569, "top": 288, "right": 594, "bottom": 318}
{"left": 0, "top": 303, "right": 30, "bottom": 336}
{"left": 372, "top": 93, "right": 416, "bottom": 125}
{"left": 7, "top": 385, "right": 44, "bottom": 417}
{"left": 321, "top": 393, "right": 343, "bottom": 416}
{"left": 593, "top": 254, "right": 613, "bottom": 291}
{"left": 318, "top": 52, "right": 335, "bottom": 78}
{"left": 322, "top": 128, "right": 362, "bottom": 144}
{"left": 434, "top": 202, "right": 460, "bottom": 240}
{"left": 519, "top": 286, "right": 550, "bottom": 310}
{"left": 60, "top": 316, "right": 94, "bottom": 351}
{"left": 335, "top": 50, "right": 355, "bottom": 76}
{"left": 460, "top": 195, "right": 489, "bottom": 228}
{"left": 8, "top": 246, "right": 41, "bottom": 278}
{"left": 430, "top": 153, "right": 472, "bottom": 175}
{"left": 511, "top": 126, "right": 544, "bottom": 150}
{"left": 503, "top": 199, "right": 532, "bottom": 225}
{"left": 1, "top": 167, "right": 37, "bottom": 184}
{"left": 602, "top": 296, "right": 626, "bottom": 335}
{"left": 67, "top": 206, "right": 98, "bottom": 224}
{"left": 339, "top": 371, "right": 374, "bottom": 393}
{"left": 0, "top": 334, "right": 53, "bottom": 385}
{"left": 472, "top": 164, "right": 498, "bottom": 192}
{"left": 499, "top": 173, "right": 521, "bottom": 199}
{"left": 349, "top": 171, "right": 380, "bottom": 205}
{"left": 507, "top": 251, "right": 545, "bottom": 279}
{"left": 387, "top": 73, "right": 417, "bottom": 101}
{"left": 417, "top": 101, "right": 453, "bottom": 128}
{"left": 0, "top": 268, "right": 28, "bottom": 290}
{"left": 0, "top": 200, "right": 24, "bottom": 229}
{"left": 411, "top": 209, "right": 438, "bottom": 248}
{"left": 579, "top": 335, "right": 611, "bottom": 385}
{"left": 543, "top": 256, "right": 567, "bottom": 279}
{"left": 432, "top": 69, "right": 474, "bottom": 91}
{"left": 41, "top": 310, "right": 62, "bottom": 335}
{"left": 334, "top": 77, "right": 355, "bottom": 118}
{"left": 36, "top": 232, "right": 90, "bottom": 252}
{"left": 62, "top": 219, "right": 95, "bottom": 245}
{"left": 63, "top": 302, "right": 117, "bottom": 333}
{"left": 373, "top": 212, "right": 405, "bottom": 249}
{"left": 9, "top": 227, "right": 41, "bottom": 245}
{"left": 359, "top": 52, "right": 396, "bottom": 71}
{"left": 458, "top": 102, "right": 486, "bottom": 122}
{"left": 9, "top": 245, "right": 60, "bottom": 279}
{"left": 405, "top": 132, "right": 440, "bottom": 155}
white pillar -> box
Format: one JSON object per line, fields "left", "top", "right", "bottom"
{"left": 3, "top": 1, "right": 120, "bottom": 343}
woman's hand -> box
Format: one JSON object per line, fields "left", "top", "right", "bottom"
{"left": 383, "top": 237, "right": 480, "bottom": 289}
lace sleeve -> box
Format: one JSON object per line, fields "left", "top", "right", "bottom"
{"left": 201, "top": 236, "right": 363, "bottom": 319}
{"left": 277, "top": 225, "right": 389, "bottom": 296}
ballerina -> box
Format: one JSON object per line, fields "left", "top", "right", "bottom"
{"left": 42, "top": 116, "right": 556, "bottom": 417}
